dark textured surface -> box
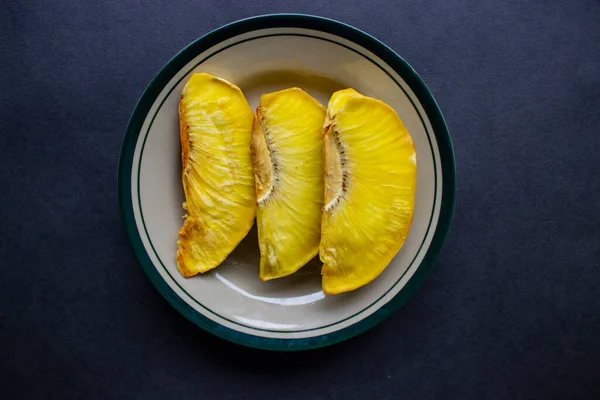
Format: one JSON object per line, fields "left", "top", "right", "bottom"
{"left": 2, "top": 1, "right": 600, "bottom": 399}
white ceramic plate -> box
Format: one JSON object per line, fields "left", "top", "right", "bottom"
{"left": 119, "top": 14, "right": 455, "bottom": 351}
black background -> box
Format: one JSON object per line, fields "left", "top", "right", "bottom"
{"left": 2, "top": 1, "right": 600, "bottom": 399}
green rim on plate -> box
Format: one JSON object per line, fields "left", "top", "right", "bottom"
{"left": 118, "top": 13, "right": 456, "bottom": 351}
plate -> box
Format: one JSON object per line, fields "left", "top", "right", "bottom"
{"left": 118, "top": 14, "right": 455, "bottom": 351}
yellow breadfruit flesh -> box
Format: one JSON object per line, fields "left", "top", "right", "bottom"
{"left": 320, "top": 89, "right": 417, "bottom": 294}
{"left": 252, "top": 88, "right": 326, "bottom": 281}
{"left": 176, "top": 73, "right": 256, "bottom": 277}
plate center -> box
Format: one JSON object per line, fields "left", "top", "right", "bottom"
{"left": 211, "top": 225, "right": 326, "bottom": 306}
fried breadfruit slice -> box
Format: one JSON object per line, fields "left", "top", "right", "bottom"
{"left": 176, "top": 73, "right": 256, "bottom": 277}
{"left": 320, "top": 89, "right": 417, "bottom": 294}
{"left": 252, "top": 88, "right": 326, "bottom": 281}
